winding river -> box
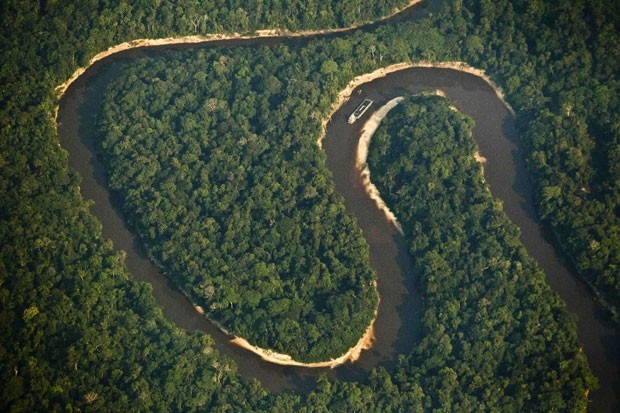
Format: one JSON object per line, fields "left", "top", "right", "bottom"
{"left": 56, "top": 4, "right": 619, "bottom": 412}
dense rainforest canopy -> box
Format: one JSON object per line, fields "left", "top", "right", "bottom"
{"left": 1, "top": 0, "right": 618, "bottom": 411}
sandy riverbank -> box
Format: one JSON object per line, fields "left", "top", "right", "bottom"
{"left": 232, "top": 300, "right": 378, "bottom": 368}
{"left": 194, "top": 301, "right": 377, "bottom": 368}
{"left": 474, "top": 151, "right": 488, "bottom": 164}
{"left": 356, "top": 97, "right": 405, "bottom": 235}
{"left": 317, "top": 60, "right": 515, "bottom": 148}
{"left": 54, "top": 0, "right": 423, "bottom": 118}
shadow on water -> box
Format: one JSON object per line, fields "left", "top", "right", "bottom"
{"left": 390, "top": 232, "right": 424, "bottom": 359}
{"left": 499, "top": 117, "right": 539, "bottom": 223}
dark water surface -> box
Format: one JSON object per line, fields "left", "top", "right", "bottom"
{"left": 56, "top": 12, "right": 618, "bottom": 413}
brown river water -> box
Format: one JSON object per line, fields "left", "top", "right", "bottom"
{"left": 56, "top": 9, "right": 619, "bottom": 413}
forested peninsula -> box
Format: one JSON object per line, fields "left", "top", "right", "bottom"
{"left": 1, "top": 0, "right": 618, "bottom": 411}
{"left": 95, "top": 48, "right": 379, "bottom": 363}
{"left": 367, "top": 94, "right": 595, "bottom": 411}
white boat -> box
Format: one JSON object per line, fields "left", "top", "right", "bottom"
{"left": 348, "top": 99, "right": 374, "bottom": 124}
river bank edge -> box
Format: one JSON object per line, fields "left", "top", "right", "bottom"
{"left": 53, "top": 0, "right": 423, "bottom": 119}
{"left": 356, "top": 96, "right": 406, "bottom": 236}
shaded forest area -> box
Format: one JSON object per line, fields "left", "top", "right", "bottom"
{"left": 1, "top": 0, "right": 618, "bottom": 411}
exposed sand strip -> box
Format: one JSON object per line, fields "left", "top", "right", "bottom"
{"left": 193, "top": 299, "right": 377, "bottom": 368}
{"left": 356, "top": 97, "right": 405, "bottom": 235}
{"left": 474, "top": 151, "right": 488, "bottom": 164}
{"left": 316, "top": 61, "right": 515, "bottom": 148}
{"left": 230, "top": 300, "right": 378, "bottom": 368}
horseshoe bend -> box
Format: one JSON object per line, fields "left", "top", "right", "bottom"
{"left": 4, "top": 0, "right": 620, "bottom": 411}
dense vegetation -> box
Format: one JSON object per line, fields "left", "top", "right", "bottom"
{"left": 366, "top": 95, "right": 596, "bottom": 411}
{"left": 96, "top": 48, "right": 378, "bottom": 361}
{"left": 1, "top": 0, "right": 617, "bottom": 410}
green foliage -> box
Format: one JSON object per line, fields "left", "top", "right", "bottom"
{"left": 0, "top": 156, "right": 260, "bottom": 411}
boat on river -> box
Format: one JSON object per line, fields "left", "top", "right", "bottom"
{"left": 348, "top": 99, "right": 373, "bottom": 123}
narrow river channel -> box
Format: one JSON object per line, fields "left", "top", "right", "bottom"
{"left": 56, "top": 9, "right": 619, "bottom": 413}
